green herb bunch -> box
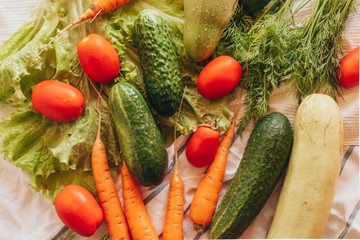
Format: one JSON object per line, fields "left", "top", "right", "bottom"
{"left": 217, "top": 0, "right": 298, "bottom": 132}
{"left": 217, "top": 0, "right": 355, "bottom": 133}
{"left": 285, "top": 0, "right": 355, "bottom": 102}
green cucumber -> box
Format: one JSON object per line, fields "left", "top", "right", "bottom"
{"left": 209, "top": 112, "right": 293, "bottom": 239}
{"left": 240, "top": 0, "right": 272, "bottom": 15}
{"left": 109, "top": 81, "right": 168, "bottom": 186}
{"left": 133, "top": 9, "right": 184, "bottom": 117}
{"left": 183, "top": 0, "right": 238, "bottom": 62}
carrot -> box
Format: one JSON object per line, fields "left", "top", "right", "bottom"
{"left": 189, "top": 113, "right": 237, "bottom": 227}
{"left": 162, "top": 87, "right": 186, "bottom": 240}
{"left": 54, "top": 0, "right": 132, "bottom": 38}
{"left": 162, "top": 165, "right": 184, "bottom": 240}
{"left": 91, "top": 84, "right": 131, "bottom": 240}
{"left": 121, "top": 163, "right": 159, "bottom": 240}
{"left": 33, "top": 0, "right": 132, "bottom": 64}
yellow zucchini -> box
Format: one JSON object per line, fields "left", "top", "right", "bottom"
{"left": 267, "top": 93, "right": 344, "bottom": 238}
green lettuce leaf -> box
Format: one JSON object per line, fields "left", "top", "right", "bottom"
{"left": 0, "top": 0, "right": 234, "bottom": 200}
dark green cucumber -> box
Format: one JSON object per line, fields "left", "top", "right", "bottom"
{"left": 109, "top": 81, "right": 168, "bottom": 186}
{"left": 240, "top": 0, "right": 272, "bottom": 15}
{"left": 133, "top": 9, "right": 184, "bottom": 117}
{"left": 209, "top": 112, "right": 293, "bottom": 239}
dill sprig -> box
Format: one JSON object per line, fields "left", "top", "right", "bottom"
{"left": 284, "top": 0, "right": 355, "bottom": 102}
{"left": 234, "top": 0, "right": 297, "bottom": 133}
{"left": 214, "top": 4, "right": 254, "bottom": 58}
{"left": 217, "top": 0, "right": 355, "bottom": 133}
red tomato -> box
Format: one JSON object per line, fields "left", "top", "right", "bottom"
{"left": 337, "top": 46, "right": 359, "bottom": 88}
{"left": 197, "top": 55, "right": 243, "bottom": 99}
{"left": 186, "top": 126, "right": 220, "bottom": 168}
{"left": 77, "top": 34, "right": 120, "bottom": 84}
{"left": 31, "top": 80, "right": 85, "bottom": 122}
{"left": 54, "top": 184, "right": 104, "bottom": 237}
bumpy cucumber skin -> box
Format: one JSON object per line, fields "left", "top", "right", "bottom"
{"left": 209, "top": 112, "right": 293, "bottom": 239}
{"left": 134, "top": 9, "right": 184, "bottom": 117}
{"left": 109, "top": 81, "right": 168, "bottom": 186}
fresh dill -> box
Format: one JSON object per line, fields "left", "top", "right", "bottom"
{"left": 217, "top": 0, "right": 356, "bottom": 133}
{"left": 284, "top": 0, "right": 355, "bottom": 102}
{"left": 220, "top": 0, "right": 298, "bottom": 133}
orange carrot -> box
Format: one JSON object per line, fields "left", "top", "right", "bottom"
{"left": 162, "top": 88, "right": 186, "bottom": 240}
{"left": 162, "top": 164, "right": 184, "bottom": 240}
{"left": 189, "top": 117, "right": 236, "bottom": 227}
{"left": 55, "top": 0, "right": 131, "bottom": 38}
{"left": 91, "top": 85, "right": 131, "bottom": 240}
{"left": 121, "top": 163, "right": 159, "bottom": 240}
{"left": 55, "top": 0, "right": 132, "bottom": 39}
{"left": 32, "top": 0, "right": 132, "bottom": 63}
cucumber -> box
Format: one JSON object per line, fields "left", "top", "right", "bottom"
{"left": 267, "top": 94, "right": 343, "bottom": 238}
{"left": 209, "top": 112, "right": 293, "bottom": 239}
{"left": 133, "top": 9, "right": 184, "bottom": 117}
{"left": 109, "top": 81, "right": 168, "bottom": 186}
{"left": 183, "top": 0, "right": 238, "bottom": 62}
{"left": 240, "top": 0, "right": 272, "bottom": 15}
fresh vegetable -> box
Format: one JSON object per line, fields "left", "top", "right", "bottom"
{"left": 217, "top": 0, "right": 355, "bottom": 132}
{"left": 189, "top": 117, "right": 236, "bottom": 227}
{"left": 337, "top": 46, "right": 359, "bottom": 88}
{"left": 185, "top": 126, "right": 220, "bottom": 168}
{"left": 197, "top": 55, "right": 242, "bottom": 99}
{"left": 54, "top": 184, "right": 104, "bottom": 237}
{"left": 183, "top": 0, "right": 238, "bottom": 62}
{"left": 240, "top": 0, "right": 272, "bottom": 15}
{"left": 267, "top": 94, "right": 343, "bottom": 238}
{"left": 109, "top": 81, "right": 168, "bottom": 186}
{"left": 0, "top": 0, "right": 234, "bottom": 200}
{"left": 285, "top": 0, "right": 355, "bottom": 101}
{"left": 162, "top": 91, "right": 185, "bottom": 240}
{"left": 77, "top": 34, "right": 120, "bottom": 84}
{"left": 121, "top": 163, "right": 159, "bottom": 240}
{"left": 220, "top": 0, "right": 297, "bottom": 132}
{"left": 31, "top": 80, "right": 85, "bottom": 122}
{"left": 44, "top": 0, "right": 132, "bottom": 46}
{"left": 91, "top": 88, "right": 131, "bottom": 240}
{"left": 133, "top": 9, "right": 184, "bottom": 117}
{"left": 162, "top": 162, "right": 184, "bottom": 240}
{"left": 210, "top": 112, "right": 293, "bottom": 239}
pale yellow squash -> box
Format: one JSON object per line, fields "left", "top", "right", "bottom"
{"left": 267, "top": 93, "right": 344, "bottom": 238}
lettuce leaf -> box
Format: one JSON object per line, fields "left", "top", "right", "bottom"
{"left": 0, "top": 0, "right": 234, "bottom": 200}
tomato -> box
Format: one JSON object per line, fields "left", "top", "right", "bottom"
{"left": 31, "top": 80, "right": 85, "bottom": 122}
{"left": 337, "top": 46, "right": 359, "bottom": 88}
{"left": 54, "top": 184, "right": 104, "bottom": 237}
{"left": 77, "top": 34, "right": 120, "bottom": 84}
{"left": 186, "top": 126, "right": 220, "bottom": 168}
{"left": 197, "top": 55, "right": 243, "bottom": 99}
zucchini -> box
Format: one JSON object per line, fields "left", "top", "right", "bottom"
{"left": 109, "top": 81, "right": 168, "bottom": 186}
{"left": 240, "top": 0, "right": 272, "bottom": 15}
{"left": 209, "top": 112, "right": 293, "bottom": 239}
{"left": 183, "top": 0, "right": 238, "bottom": 62}
{"left": 133, "top": 9, "right": 184, "bottom": 117}
{"left": 267, "top": 94, "right": 343, "bottom": 238}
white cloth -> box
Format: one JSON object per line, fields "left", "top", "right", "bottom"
{"left": 0, "top": 0, "right": 359, "bottom": 239}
